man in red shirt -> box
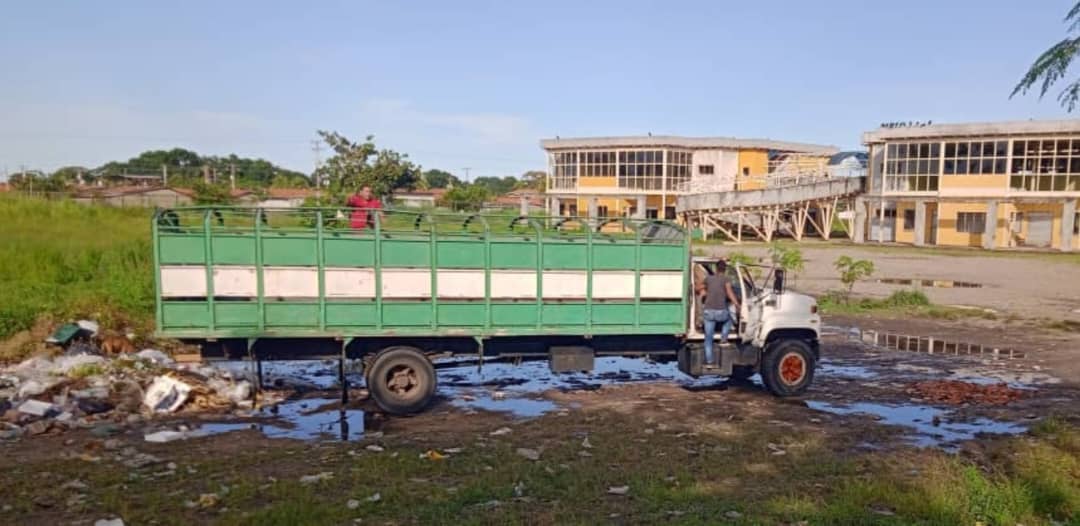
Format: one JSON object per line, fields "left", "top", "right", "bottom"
{"left": 346, "top": 185, "right": 384, "bottom": 230}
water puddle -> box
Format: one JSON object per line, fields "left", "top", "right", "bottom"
{"left": 818, "top": 359, "right": 877, "bottom": 379}
{"left": 877, "top": 278, "right": 983, "bottom": 288}
{"left": 806, "top": 401, "right": 1025, "bottom": 448}
{"left": 200, "top": 398, "right": 367, "bottom": 441}
{"left": 451, "top": 395, "right": 558, "bottom": 417}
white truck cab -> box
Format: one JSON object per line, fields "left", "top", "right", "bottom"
{"left": 679, "top": 257, "right": 822, "bottom": 396}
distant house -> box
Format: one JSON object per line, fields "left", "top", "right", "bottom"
{"left": 491, "top": 188, "right": 545, "bottom": 212}
{"left": 73, "top": 186, "right": 194, "bottom": 207}
{"left": 258, "top": 188, "right": 315, "bottom": 208}
{"left": 392, "top": 189, "right": 447, "bottom": 208}
{"left": 827, "top": 151, "right": 868, "bottom": 178}
{"left": 171, "top": 187, "right": 257, "bottom": 204}
{"left": 0, "top": 182, "right": 10, "bottom": 193}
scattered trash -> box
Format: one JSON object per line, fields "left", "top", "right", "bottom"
{"left": 144, "top": 430, "right": 192, "bottom": 444}
{"left": 490, "top": 427, "right": 512, "bottom": 436}
{"left": 197, "top": 493, "right": 219, "bottom": 508}
{"left": 581, "top": 437, "right": 593, "bottom": 449}
{"left": 94, "top": 519, "right": 124, "bottom": 526}
{"left": 143, "top": 376, "right": 192, "bottom": 413}
{"left": 134, "top": 349, "right": 174, "bottom": 366}
{"left": 18, "top": 399, "right": 57, "bottom": 417}
{"left": 516, "top": 448, "right": 540, "bottom": 461}
{"left": 367, "top": 492, "right": 381, "bottom": 503}
{"left": 76, "top": 320, "right": 100, "bottom": 336}
{"left": 346, "top": 499, "right": 360, "bottom": 510}
{"left": 299, "top": 472, "right": 334, "bottom": 485}
{"left": 907, "top": 380, "right": 1026, "bottom": 406}
{"left": 724, "top": 510, "right": 743, "bottom": 519}
{"left": 513, "top": 481, "right": 526, "bottom": 498}
{"left": 365, "top": 444, "right": 384, "bottom": 452}
{"left": 607, "top": 486, "right": 630, "bottom": 496}
{"left": 421, "top": 450, "right": 446, "bottom": 461}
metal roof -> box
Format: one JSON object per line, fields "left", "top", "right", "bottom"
{"left": 862, "top": 119, "right": 1080, "bottom": 143}
{"left": 539, "top": 135, "right": 838, "bottom": 155}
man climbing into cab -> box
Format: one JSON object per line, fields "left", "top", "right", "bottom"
{"left": 699, "top": 260, "right": 741, "bottom": 366}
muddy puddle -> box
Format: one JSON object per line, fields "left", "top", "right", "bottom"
{"left": 877, "top": 277, "right": 983, "bottom": 288}
{"left": 196, "top": 398, "right": 368, "bottom": 441}
{"left": 806, "top": 400, "right": 1025, "bottom": 448}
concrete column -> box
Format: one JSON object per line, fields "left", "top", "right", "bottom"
{"left": 876, "top": 200, "right": 886, "bottom": 243}
{"left": 853, "top": 197, "right": 867, "bottom": 243}
{"left": 914, "top": 200, "right": 926, "bottom": 246}
{"left": 1062, "top": 199, "right": 1077, "bottom": 252}
{"left": 519, "top": 195, "right": 528, "bottom": 216}
{"left": 635, "top": 195, "right": 646, "bottom": 219}
{"left": 983, "top": 200, "right": 998, "bottom": 250}
{"left": 587, "top": 196, "right": 598, "bottom": 218}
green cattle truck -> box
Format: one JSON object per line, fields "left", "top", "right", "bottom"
{"left": 153, "top": 207, "right": 822, "bottom": 414}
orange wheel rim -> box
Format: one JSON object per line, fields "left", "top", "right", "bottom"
{"left": 779, "top": 353, "right": 806, "bottom": 385}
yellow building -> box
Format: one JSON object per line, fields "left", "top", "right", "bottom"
{"left": 541, "top": 136, "right": 836, "bottom": 220}
{"left": 859, "top": 120, "right": 1080, "bottom": 251}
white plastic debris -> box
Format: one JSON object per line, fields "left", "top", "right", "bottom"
{"left": 18, "top": 399, "right": 57, "bottom": 417}
{"left": 225, "top": 381, "right": 252, "bottom": 403}
{"left": 144, "top": 430, "right": 190, "bottom": 443}
{"left": 607, "top": 486, "right": 630, "bottom": 496}
{"left": 515, "top": 448, "right": 540, "bottom": 461}
{"left": 143, "top": 376, "right": 193, "bottom": 413}
{"left": 299, "top": 472, "right": 334, "bottom": 485}
{"left": 134, "top": 349, "right": 174, "bottom": 366}
{"left": 76, "top": 320, "right": 100, "bottom": 336}
{"left": 52, "top": 354, "right": 106, "bottom": 375}
{"left": 16, "top": 380, "right": 47, "bottom": 399}
{"left": 490, "top": 427, "right": 512, "bottom": 436}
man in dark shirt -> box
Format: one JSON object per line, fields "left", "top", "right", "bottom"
{"left": 346, "top": 185, "right": 384, "bottom": 230}
{"left": 700, "top": 260, "right": 741, "bottom": 365}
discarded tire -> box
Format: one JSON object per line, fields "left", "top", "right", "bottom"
{"left": 366, "top": 346, "right": 436, "bottom": 415}
{"left": 760, "top": 339, "right": 815, "bottom": 396}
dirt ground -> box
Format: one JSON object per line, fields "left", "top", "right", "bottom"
{"left": 703, "top": 243, "right": 1080, "bottom": 322}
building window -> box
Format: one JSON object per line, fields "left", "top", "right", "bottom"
{"left": 884, "top": 142, "right": 940, "bottom": 192}
{"left": 1075, "top": 212, "right": 1079, "bottom": 235}
{"left": 1010, "top": 138, "right": 1080, "bottom": 192}
{"left": 943, "top": 140, "right": 1007, "bottom": 175}
{"left": 956, "top": 212, "right": 986, "bottom": 234}
{"left": 645, "top": 208, "right": 659, "bottom": 219}
{"left": 664, "top": 206, "right": 676, "bottom": 220}
{"left": 666, "top": 150, "right": 692, "bottom": 191}
{"left": 580, "top": 151, "right": 616, "bottom": 178}
{"left": 551, "top": 152, "right": 578, "bottom": 190}
{"left": 596, "top": 205, "right": 609, "bottom": 218}
{"left": 903, "top": 209, "right": 916, "bottom": 231}
{"left": 617, "top": 150, "right": 664, "bottom": 191}
{"left": 698, "top": 164, "right": 715, "bottom": 175}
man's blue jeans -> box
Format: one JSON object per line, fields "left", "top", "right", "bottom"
{"left": 703, "top": 308, "right": 734, "bottom": 365}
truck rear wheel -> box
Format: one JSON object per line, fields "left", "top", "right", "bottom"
{"left": 760, "top": 339, "right": 815, "bottom": 397}
{"left": 367, "top": 346, "right": 437, "bottom": 415}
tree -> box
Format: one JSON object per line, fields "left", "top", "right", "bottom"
{"left": 423, "top": 169, "right": 461, "bottom": 189}
{"left": 1012, "top": 2, "right": 1080, "bottom": 111}
{"left": 834, "top": 255, "right": 874, "bottom": 303}
{"left": 472, "top": 175, "right": 518, "bottom": 195}
{"left": 191, "top": 181, "right": 234, "bottom": 205}
{"left": 768, "top": 243, "right": 805, "bottom": 277}
{"left": 314, "top": 131, "right": 421, "bottom": 202}
{"left": 439, "top": 184, "right": 490, "bottom": 211}
{"left": 520, "top": 170, "right": 547, "bottom": 192}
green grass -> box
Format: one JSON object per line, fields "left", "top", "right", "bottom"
{"left": 2, "top": 409, "right": 1078, "bottom": 525}
{"left": 0, "top": 195, "right": 154, "bottom": 343}
{"left": 819, "top": 288, "right": 998, "bottom": 321}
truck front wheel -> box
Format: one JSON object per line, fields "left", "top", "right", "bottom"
{"left": 367, "top": 346, "right": 437, "bottom": 415}
{"left": 760, "top": 339, "right": 815, "bottom": 397}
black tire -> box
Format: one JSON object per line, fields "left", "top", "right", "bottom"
{"left": 730, "top": 365, "right": 756, "bottom": 382}
{"left": 760, "top": 339, "right": 816, "bottom": 397}
{"left": 366, "top": 346, "right": 437, "bottom": 415}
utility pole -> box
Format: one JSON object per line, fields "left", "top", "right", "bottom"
{"left": 463, "top": 167, "right": 472, "bottom": 181}
{"left": 229, "top": 163, "right": 236, "bottom": 191}
{"left": 162, "top": 164, "right": 168, "bottom": 187}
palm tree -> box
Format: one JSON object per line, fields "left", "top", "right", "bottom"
{"left": 1012, "top": 2, "right": 1080, "bottom": 111}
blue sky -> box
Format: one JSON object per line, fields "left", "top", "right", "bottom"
{"left": 0, "top": 0, "right": 1077, "bottom": 180}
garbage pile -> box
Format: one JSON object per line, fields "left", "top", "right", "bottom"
{"left": 0, "top": 320, "right": 254, "bottom": 440}
{"left": 906, "top": 380, "right": 1028, "bottom": 406}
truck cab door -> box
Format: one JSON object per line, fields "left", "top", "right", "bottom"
{"left": 736, "top": 265, "right": 763, "bottom": 342}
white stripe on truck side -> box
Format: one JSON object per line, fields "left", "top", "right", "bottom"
{"left": 159, "top": 266, "right": 682, "bottom": 299}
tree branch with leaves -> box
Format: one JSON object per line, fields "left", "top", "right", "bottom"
{"left": 1012, "top": 2, "right": 1080, "bottom": 111}
{"left": 313, "top": 131, "right": 421, "bottom": 202}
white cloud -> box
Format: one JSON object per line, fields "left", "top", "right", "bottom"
{"left": 358, "top": 98, "right": 533, "bottom": 146}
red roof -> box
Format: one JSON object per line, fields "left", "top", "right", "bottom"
{"left": 0, "top": 182, "right": 9, "bottom": 192}
{"left": 171, "top": 187, "right": 254, "bottom": 198}
{"left": 266, "top": 187, "right": 316, "bottom": 199}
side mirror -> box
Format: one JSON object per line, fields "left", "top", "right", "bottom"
{"left": 773, "top": 269, "right": 785, "bottom": 295}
